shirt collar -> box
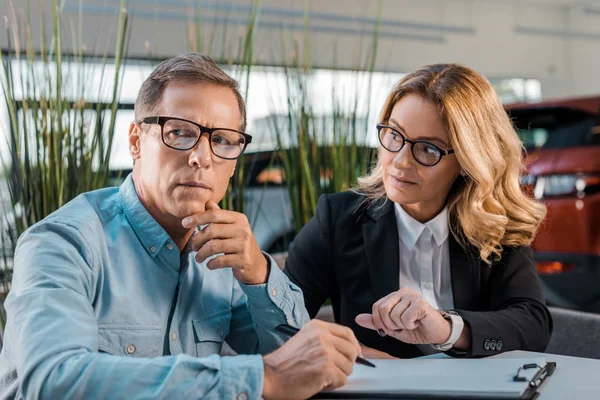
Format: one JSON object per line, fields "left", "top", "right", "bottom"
{"left": 119, "top": 174, "right": 172, "bottom": 258}
{"left": 393, "top": 202, "right": 449, "bottom": 249}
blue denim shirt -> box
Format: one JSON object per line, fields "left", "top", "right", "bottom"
{"left": 0, "top": 174, "right": 309, "bottom": 400}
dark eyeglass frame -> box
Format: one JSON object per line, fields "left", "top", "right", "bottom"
{"left": 376, "top": 123, "right": 455, "bottom": 167}
{"left": 141, "top": 116, "right": 252, "bottom": 160}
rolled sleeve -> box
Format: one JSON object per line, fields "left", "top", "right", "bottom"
{"left": 218, "top": 355, "right": 264, "bottom": 400}
{"left": 239, "top": 253, "right": 309, "bottom": 328}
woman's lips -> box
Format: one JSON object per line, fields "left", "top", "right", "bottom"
{"left": 390, "top": 175, "right": 418, "bottom": 188}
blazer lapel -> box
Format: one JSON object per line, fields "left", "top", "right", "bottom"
{"left": 362, "top": 200, "right": 400, "bottom": 302}
{"left": 449, "top": 234, "right": 480, "bottom": 310}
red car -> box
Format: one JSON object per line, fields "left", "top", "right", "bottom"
{"left": 506, "top": 96, "right": 600, "bottom": 313}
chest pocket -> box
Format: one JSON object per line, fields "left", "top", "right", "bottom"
{"left": 97, "top": 326, "right": 163, "bottom": 358}
{"left": 192, "top": 309, "right": 231, "bottom": 358}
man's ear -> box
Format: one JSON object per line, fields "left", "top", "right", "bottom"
{"left": 129, "top": 122, "right": 141, "bottom": 161}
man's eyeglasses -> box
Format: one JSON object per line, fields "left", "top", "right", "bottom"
{"left": 141, "top": 116, "right": 252, "bottom": 160}
{"left": 376, "top": 124, "right": 454, "bottom": 167}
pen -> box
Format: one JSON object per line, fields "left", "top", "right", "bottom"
{"left": 275, "top": 323, "right": 376, "bottom": 368}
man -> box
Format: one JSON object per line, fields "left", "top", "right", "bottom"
{"left": 0, "top": 53, "right": 361, "bottom": 400}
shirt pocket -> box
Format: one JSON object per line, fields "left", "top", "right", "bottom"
{"left": 192, "top": 309, "right": 231, "bottom": 358}
{"left": 97, "top": 326, "right": 163, "bottom": 358}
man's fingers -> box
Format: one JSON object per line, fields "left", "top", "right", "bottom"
{"left": 327, "top": 348, "right": 354, "bottom": 380}
{"left": 205, "top": 200, "right": 220, "bottom": 210}
{"left": 190, "top": 224, "right": 240, "bottom": 251}
{"left": 330, "top": 337, "right": 359, "bottom": 373}
{"left": 195, "top": 239, "right": 243, "bottom": 263}
{"left": 322, "top": 362, "right": 350, "bottom": 392}
{"left": 327, "top": 324, "right": 361, "bottom": 357}
{"left": 205, "top": 253, "right": 239, "bottom": 270}
{"left": 182, "top": 207, "right": 239, "bottom": 228}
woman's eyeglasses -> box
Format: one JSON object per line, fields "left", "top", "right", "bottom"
{"left": 377, "top": 124, "right": 454, "bottom": 167}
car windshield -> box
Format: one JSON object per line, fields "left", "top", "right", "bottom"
{"left": 517, "top": 116, "right": 600, "bottom": 151}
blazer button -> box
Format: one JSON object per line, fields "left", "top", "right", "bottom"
{"left": 484, "top": 339, "right": 491, "bottom": 351}
{"left": 497, "top": 340, "right": 503, "bottom": 351}
{"left": 490, "top": 340, "right": 497, "bottom": 351}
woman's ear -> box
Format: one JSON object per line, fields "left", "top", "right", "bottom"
{"left": 129, "top": 122, "right": 141, "bottom": 160}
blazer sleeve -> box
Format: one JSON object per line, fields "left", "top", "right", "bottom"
{"left": 453, "top": 246, "right": 553, "bottom": 357}
{"left": 283, "top": 194, "right": 336, "bottom": 318}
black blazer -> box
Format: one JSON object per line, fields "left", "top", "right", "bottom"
{"left": 283, "top": 191, "right": 552, "bottom": 358}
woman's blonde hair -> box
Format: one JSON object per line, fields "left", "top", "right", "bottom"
{"left": 357, "top": 64, "right": 546, "bottom": 264}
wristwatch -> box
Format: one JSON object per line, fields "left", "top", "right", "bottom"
{"left": 430, "top": 310, "right": 464, "bottom": 352}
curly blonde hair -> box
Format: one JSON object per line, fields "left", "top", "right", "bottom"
{"left": 357, "top": 64, "right": 546, "bottom": 264}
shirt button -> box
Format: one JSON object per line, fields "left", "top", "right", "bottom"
{"left": 126, "top": 344, "right": 136, "bottom": 354}
{"left": 287, "top": 318, "right": 295, "bottom": 327}
{"left": 171, "top": 332, "right": 177, "bottom": 341}
{"left": 149, "top": 246, "right": 156, "bottom": 253}
{"left": 237, "top": 393, "right": 248, "bottom": 400}
{"left": 271, "top": 288, "right": 277, "bottom": 297}
{"left": 167, "top": 243, "right": 174, "bottom": 250}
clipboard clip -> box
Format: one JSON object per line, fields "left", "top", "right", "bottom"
{"left": 512, "top": 362, "right": 557, "bottom": 389}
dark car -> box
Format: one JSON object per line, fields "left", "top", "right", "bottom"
{"left": 506, "top": 96, "right": 600, "bottom": 313}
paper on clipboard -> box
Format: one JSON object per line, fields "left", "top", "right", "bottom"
{"left": 321, "top": 357, "right": 549, "bottom": 399}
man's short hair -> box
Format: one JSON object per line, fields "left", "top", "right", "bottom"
{"left": 135, "top": 53, "right": 247, "bottom": 131}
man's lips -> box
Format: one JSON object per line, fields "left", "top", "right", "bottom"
{"left": 179, "top": 182, "right": 212, "bottom": 190}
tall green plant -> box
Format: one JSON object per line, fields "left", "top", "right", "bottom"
{"left": 0, "top": 0, "right": 129, "bottom": 329}
{"left": 186, "top": 0, "right": 262, "bottom": 213}
{"left": 269, "top": 1, "right": 382, "bottom": 235}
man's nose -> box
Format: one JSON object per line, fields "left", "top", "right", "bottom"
{"left": 188, "top": 135, "right": 212, "bottom": 168}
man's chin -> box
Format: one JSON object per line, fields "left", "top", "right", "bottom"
{"left": 174, "top": 199, "right": 209, "bottom": 218}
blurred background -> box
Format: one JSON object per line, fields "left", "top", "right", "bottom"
{"left": 0, "top": 0, "right": 599, "bottom": 333}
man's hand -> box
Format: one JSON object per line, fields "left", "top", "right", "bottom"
{"left": 355, "top": 288, "right": 455, "bottom": 345}
{"left": 262, "top": 320, "right": 361, "bottom": 400}
{"left": 182, "top": 200, "right": 269, "bottom": 285}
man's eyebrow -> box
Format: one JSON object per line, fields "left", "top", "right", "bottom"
{"left": 388, "top": 118, "right": 449, "bottom": 147}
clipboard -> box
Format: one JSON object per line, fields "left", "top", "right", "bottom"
{"left": 313, "top": 358, "right": 556, "bottom": 399}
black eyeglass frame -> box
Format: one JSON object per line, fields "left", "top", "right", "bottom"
{"left": 141, "top": 116, "right": 252, "bottom": 160}
{"left": 376, "top": 123, "right": 455, "bottom": 167}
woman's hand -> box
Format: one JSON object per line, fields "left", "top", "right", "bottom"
{"left": 359, "top": 343, "right": 396, "bottom": 359}
{"left": 355, "top": 288, "right": 453, "bottom": 345}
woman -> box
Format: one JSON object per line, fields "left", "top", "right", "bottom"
{"left": 283, "top": 64, "right": 552, "bottom": 358}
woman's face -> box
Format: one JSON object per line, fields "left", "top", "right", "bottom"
{"left": 380, "top": 93, "right": 462, "bottom": 222}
